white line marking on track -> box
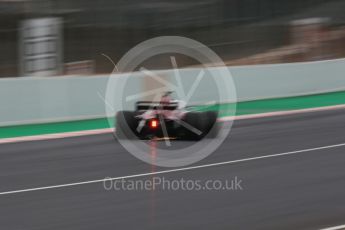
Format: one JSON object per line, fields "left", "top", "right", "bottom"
{"left": 320, "top": 224, "right": 345, "bottom": 230}
{"left": 1, "top": 142, "right": 345, "bottom": 196}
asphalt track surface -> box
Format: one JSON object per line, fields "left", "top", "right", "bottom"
{"left": 1, "top": 109, "right": 345, "bottom": 229}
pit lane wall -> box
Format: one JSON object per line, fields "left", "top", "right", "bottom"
{"left": 0, "top": 58, "right": 344, "bottom": 127}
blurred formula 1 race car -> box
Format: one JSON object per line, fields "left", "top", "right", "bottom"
{"left": 115, "top": 91, "right": 219, "bottom": 140}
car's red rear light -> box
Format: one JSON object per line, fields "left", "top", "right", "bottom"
{"left": 150, "top": 119, "right": 158, "bottom": 128}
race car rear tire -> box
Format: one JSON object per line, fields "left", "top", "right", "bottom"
{"left": 181, "top": 112, "right": 207, "bottom": 140}
{"left": 115, "top": 111, "right": 139, "bottom": 140}
{"left": 203, "top": 111, "right": 219, "bottom": 138}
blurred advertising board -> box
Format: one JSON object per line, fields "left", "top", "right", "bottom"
{"left": 19, "top": 18, "right": 63, "bottom": 77}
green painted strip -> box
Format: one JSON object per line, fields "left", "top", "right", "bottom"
{"left": 198, "top": 90, "right": 345, "bottom": 116}
{"left": 0, "top": 118, "right": 110, "bottom": 139}
{"left": 1, "top": 90, "right": 345, "bottom": 139}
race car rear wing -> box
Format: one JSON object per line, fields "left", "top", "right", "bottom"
{"left": 136, "top": 101, "right": 178, "bottom": 111}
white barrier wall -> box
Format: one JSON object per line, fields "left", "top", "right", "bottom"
{"left": 231, "top": 58, "right": 345, "bottom": 101}
{"left": 0, "top": 76, "right": 109, "bottom": 126}
{"left": 0, "top": 73, "right": 146, "bottom": 126}
{"left": 0, "top": 58, "right": 345, "bottom": 126}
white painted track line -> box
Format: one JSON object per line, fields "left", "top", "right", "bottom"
{"left": 320, "top": 224, "right": 345, "bottom": 230}
{"left": 1, "top": 142, "right": 345, "bottom": 196}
